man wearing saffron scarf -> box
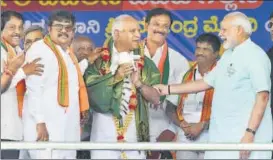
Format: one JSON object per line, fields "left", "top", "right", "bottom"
{"left": 166, "top": 33, "right": 220, "bottom": 159}
{"left": 1, "top": 11, "right": 44, "bottom": 159}
{"left": 22, "top": 10, "right": 89, "bottom": 159}
{"left": 142, "top": 8, "right": 189, "bottom": 159}
{"left": 84, "top": 14, "right": 160, "bottom": 159}
{"left": 155, "top": 12, "right": 272, "bottom": 159}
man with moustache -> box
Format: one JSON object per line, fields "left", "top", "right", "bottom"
{"left": 84, "top": 14, "right": 160, "bottom": 159}
{"left": 142, "top": 8, "right": 189, "bottom": 159}
{"left": 154, "top": 11, "right": 272, "bottom": 159}
{"left": 166, "top": 33, "right": 220, "bottom": 159}
{"left": 1, "top": 11, "right": 43, "bottom": 159}
{"left": 22, "top": 10, "right": 89, "bottom": 159}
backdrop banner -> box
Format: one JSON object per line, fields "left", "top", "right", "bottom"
{"left": 2, "top": 0, "right": 273, "bottom": 60}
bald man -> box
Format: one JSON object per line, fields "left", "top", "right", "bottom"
{"left": 71, "top": 36, "right": 103, "bottom": 74}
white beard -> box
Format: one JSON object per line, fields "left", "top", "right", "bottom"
{"left": 223, "top": 40, "right": 237, "bottom": 50}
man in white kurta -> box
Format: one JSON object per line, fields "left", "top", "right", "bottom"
{"left": 1, "top": 11, "right": 44, "bottom": 159}
{"left": 22, "top": 10, "right": 84, "bottom": 159}
{"left": 143, "top": 9, "right": 189, "bottom": 158}
{"left": 174, "top": 33, "right": 221, "bottom": 159}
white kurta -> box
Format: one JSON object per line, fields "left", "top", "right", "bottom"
{"left": 1, "top": 47, "right": 26, "bottom": 141}
{"left": 22, "top": 40, "right": 80, "bottom": 159}
{"left": 144, "top": 45, "right": 189, "bottom": 142}
{"left": 79, "top": 59, "right": 88, "bottom": 74}
{"left": 203, "top": 39, "right": 272, "bottom": 159}
{"left": 90, "top": 45, "right": 145, "bottom": 159}
{"left": 176, "top": 66, "right": 208, "bottom": 159}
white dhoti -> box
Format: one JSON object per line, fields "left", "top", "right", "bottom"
{"left": 90, "top": 112, "right": 145, "bottom": 159}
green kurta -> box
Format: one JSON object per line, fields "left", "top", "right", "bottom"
{"left": 84, "top": 39, "right": 160, "bottom": 142}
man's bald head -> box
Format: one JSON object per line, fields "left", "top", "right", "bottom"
{"left": 71, "top": 35, "right": 95, "bottom": 62}
{"left": 111, "top": 15, "right": 138, "bottom": 37}
{"left": 111, "top": 14, "right": 141, "bottom": 51}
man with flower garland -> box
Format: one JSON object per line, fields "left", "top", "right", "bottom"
{"left": 84, "top": 14, "right": 161, "bottom": 159}
{"left": 22, "top": 10, "right": 89, "bottom": 159}
{"left": 142, "top": 8, "right": 190, "bottom": 159}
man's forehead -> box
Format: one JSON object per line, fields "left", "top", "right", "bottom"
{"left": 7, "top": 16, "right": 23, "bottom": 25}
{"left": 150, "top": 15, "right": 170, "bottom": 21}
{"left": 197, "top": 42, "right": 213, "bottom": 48}
{"left": 79, "top": 40, "right": 93, "bottom": 46}
{"left": 25, "top": 30, "right": 43, "bottom": 38}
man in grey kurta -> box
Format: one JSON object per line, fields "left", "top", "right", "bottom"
{"left": 154, "top": 11, "right": 272, "bottom": 159}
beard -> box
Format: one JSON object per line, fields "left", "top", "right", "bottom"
{"left": 223, "top": 39, "right": 238, "bottom": 49}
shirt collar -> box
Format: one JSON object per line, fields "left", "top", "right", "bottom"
{"left": 144, "top": 44, "right": 164, "bottom": 59}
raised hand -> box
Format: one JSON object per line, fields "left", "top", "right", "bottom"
{"left": 5, "top": 53, "right": 25, "bottom": 74}
{"left": 88, "top": 47, "right": 104, "bottom": 64}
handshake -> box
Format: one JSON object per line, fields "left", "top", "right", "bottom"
{"left": 153, "top": 84, "right": 169, "bottom": 96}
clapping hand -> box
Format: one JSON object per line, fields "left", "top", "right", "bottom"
{"left": 5, "top": 53, "right": 25, "bottom": 74}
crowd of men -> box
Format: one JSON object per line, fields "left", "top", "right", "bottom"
{"left": 1, "top": 8, "right": 273, "bottom": 160}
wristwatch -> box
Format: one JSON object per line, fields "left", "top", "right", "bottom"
{"left": 246, "top": 128, "right": 256, "bottom": 135}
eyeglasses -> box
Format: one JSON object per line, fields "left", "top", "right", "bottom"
{"left": 51, "top": 24, "right": 75, "bottom": 32}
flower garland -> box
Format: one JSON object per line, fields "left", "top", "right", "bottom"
{"left": 113, "top": 87, "right": 137, "bottom": 159}
{"left": 100, "top": 37, "right": 145, "bottom": 159}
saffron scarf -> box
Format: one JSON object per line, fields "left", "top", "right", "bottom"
{"left": 43, "top": 35, "right": 89, "bottom": 112}
{"left": 0, "top": 38, "right": 25, "bottom": 117}
{"left": 177, "top": 62, "right": 215, "bottom": 122}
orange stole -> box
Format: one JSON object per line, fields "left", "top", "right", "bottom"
{"left": 43, "top": 36, "right": 89, "bottom": 113}
{"left": 1, "top": 38, "right": 25, "bottom": 117}
{"left": 177, "top": 62, "right": 215, "bottom": 122}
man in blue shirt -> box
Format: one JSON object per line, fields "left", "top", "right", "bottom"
{"left": 155, "top": 11, "right": 272, "bottom": 159}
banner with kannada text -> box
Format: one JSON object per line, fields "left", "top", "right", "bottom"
{"left": 2, "top": 0, "right": 273, "bottom": 60}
